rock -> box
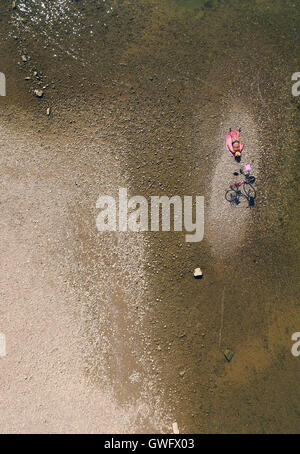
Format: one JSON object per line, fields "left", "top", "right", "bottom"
{"left": 179, "top": 369, "right": 185, "bottom": 377}
{"left": 12, "top": 1, "right": 16, "bottom": 10}
{"left": 46, "top": 107, "right": 51, "bottom": 116}
{"left": 224, "top": 348, "right": 234, "bottom": 362}
{"left": 34, "top": 89, "right": 44, "bottom": 98}
{"left": 193, "top": 267, "right": 203, "bottom": 279}
{"left": 24, "top": 77, "right": 31, "bottom": 81}
{"left": 21, "top": 55, "right": 29, "bottom": 62}
{"left": 172, "top": 422, "right": 179, "bottom": 434}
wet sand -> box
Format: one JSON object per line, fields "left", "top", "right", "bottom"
{"left": 0, "top": 0, "right": 299, "bottom": 433}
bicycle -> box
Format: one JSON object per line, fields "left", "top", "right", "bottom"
{"left": 225, "top": 168, "right": 256, "bottom": 207}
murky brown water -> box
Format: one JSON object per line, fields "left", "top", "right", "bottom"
{"left": 0, "top": 0, "right": 299, "bottom": 433}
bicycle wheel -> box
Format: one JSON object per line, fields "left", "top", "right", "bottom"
{"left": 225, "top": 189, "right": 237, "bottom": 203}
{"left": 243, "top": 182, "right": 256, "bottom": 199}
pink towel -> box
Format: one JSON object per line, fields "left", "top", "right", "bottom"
{"left": 226, "top": 130, "right": 244, "bottom": 155}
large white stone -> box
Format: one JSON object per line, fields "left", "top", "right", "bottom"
{"left": 193, "top": 267, "right": 203, "bottom": 279}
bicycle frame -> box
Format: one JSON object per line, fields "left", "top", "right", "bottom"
{"left": 231, "top": 169, "right": 255, "bottom": 189}
{"left": 231, "top": 177, "right": 251, "bottom": 190}
{"left": 225, "top": 169, "right": 256, "bottom": 207}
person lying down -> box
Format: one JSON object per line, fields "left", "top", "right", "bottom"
{"left": 225, "top": 128, "right": 244, "bottom": 162}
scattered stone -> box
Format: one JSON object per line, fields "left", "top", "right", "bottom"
{"left": 179, "top": 369, "right": 185, "bottom": 377}
{"left": 223, "top": 348, "right": 234, "bottom": 362}
{"left": 33, "top": 71, "right": 41, "bottom": 80}
{"left": 46, "top": 107, "right": 51, "bottom": 116}
{"left": 193, "top": 267, "right": 203, "bottom": 279}
{"left": 34, "top": 89, "right": 44, "bottom": 98}
{"left": 172, "top": 422, "right": 179, "bottom": 434}
{"left": 21, "top": 55, "right": 29, "bottom": 62}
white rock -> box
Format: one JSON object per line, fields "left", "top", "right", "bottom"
{"left": 193, "top": 267, "right": 203, "bottom": 279}
{"left": 34, "top": 89, "right": 44, "bottom": 98}
{"left": 172, "top": 422, "right": 179, "bottom": 434}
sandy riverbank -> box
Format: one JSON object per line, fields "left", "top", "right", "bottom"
{"left": 0, "top": 0, "right": 299, "bottom": 433}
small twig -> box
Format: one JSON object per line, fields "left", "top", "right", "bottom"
{"left": 218, "top": 285, "right": 225, "bottom": 350}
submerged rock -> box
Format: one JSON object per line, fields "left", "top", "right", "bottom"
{"left": 223, "top": 349, "right": 234, "bottom": 362}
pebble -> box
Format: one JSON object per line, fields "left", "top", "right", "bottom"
{"left": 172, "top": 422, "right": 179, "bottom": 434}
{"left": 34, "top": 89, "right": 44, "bottom": 98}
